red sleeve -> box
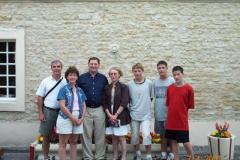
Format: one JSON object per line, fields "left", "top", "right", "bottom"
{"left": 188, "top": 85, "right": 195, "bottom": 109}
{"left": 166, "top": 86, "right": 170, "bottom": 107}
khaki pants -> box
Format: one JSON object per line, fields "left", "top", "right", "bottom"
{"left": 82, "top": 106, "right": 106, "bottom": 160}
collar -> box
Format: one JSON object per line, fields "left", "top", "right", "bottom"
{"left": 66, "top": 83, "right": 78, "bottom": 90}
{"left": 110, "top": 81, "right": 120, "bottom": 88}
{"left": 134, "top": 78, "right": 146, "bottom": 84}
{"left": 87, "top": 72, "right": 99, "bottom": 78}
{"left": 51, "top": 76, "right": 62, "bottom": 81}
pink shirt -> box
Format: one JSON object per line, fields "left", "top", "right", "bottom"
{"left": 73, "top": 88, "right": 79, "bottom": 111}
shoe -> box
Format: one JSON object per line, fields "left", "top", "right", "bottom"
{"left": 44, "top": 156, "right": 50, "bottom": 160}
{"left": 134, "top": 153, "right": 142, "bottom": 160}
{"left": 161, "top": 152, "right": 167, "bottom": 160}
{"left": 44, "top": 155, "right": 56, "bottom": 160}
{"left": 145, "top": 157, "right": 152, "bottom": 160}
{"left": 152, "top": 155, "right": 160, "bottom": 160}
{"left": 167, "top": 153, "right": 174, "bottom": 160}
{"left": 117, "top": 155, "right": 122, "bottom": 160}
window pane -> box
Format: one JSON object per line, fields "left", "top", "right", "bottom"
{"left": 8, "top": 65, "right": 15, "bottom": 75}
{"left": 0, "top": 65, "right": 6, "bottom": 74}
{"left": 0, "top": 88, "right": 7, "bottom": 97}
{"left": 9, "top": 77, "right": 15, "bottom": 86}
{"left": 0, "top": 42, "right": 7, "bottom": 52}
{"left": 9, "top": 88, "right": 16, "bottom": 97}
{"left": 0, "top": 77, "right": 6, "bottom": 85}
{"left": 8, "top": 54, "right": 15, "bottom": 63}
{"left": 0, "top": 54, "right": 6, "bottom": 63}
{"left": 8, "top": 42, "right": 16, "bottom": 52}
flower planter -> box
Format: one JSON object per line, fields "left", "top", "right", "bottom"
{"left": 207, "top": 134, "right": 235, "bottom": 160}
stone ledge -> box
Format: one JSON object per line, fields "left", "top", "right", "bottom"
{"left": 0, "top": 0, "right": 239, "bottom": 3}
{"left": 34, "top": 142, "right": 161, "bottom": 152}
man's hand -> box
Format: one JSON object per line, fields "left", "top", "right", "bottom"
{"left": 39, "top": 112, "right": 46, "bottom": 122}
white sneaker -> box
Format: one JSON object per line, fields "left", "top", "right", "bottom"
{"left": 134, "top": 153, "right": 142, "bottom": 160}
{"left": 161, "top": 152, "right": 167, "bottom": 160}
{"left": 167, "top": 153, "right": 174, "bottom": 160}
{"left": 44, "top": 155, "right": 56, "bottom": 160}
{"left": 145, "top": 154, "right": 152, "bottom": 160}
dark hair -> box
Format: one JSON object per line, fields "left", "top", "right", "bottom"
{"left": 172, "top": 66, "right": 184, "bottom": 74}
{"left": 157, "top": 60, "right": 168, "bottom": 67}
{"left": 88, "top": 57, "right": 100, "bottom": 64}
{"left": 132, "top": 63, "right": 144, "bottom": 71}
{"left": 65, "top": 66, "right": 80, "bottom": 80}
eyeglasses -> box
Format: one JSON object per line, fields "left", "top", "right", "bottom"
{"left": 109, "top": 73, "right": 118, "bottom": 75}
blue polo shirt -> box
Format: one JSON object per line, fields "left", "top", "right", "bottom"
{"left": 77, "top": 72, "right": 108, "bottom": 108}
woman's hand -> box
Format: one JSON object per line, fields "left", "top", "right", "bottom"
{"left": 76, "top": 117, "right": 84, "bottom": 126}
{"left": 112, "top": 114, "right": 118, "bottom": 122}
{"left": 70, "top": 116, "right": 79, "bottom": 125}
{"left": 108, "top": 113, "right": 117, "bottom": 123}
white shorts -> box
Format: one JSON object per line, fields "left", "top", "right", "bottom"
{"left": 56, "top": 111, "right": 83, "bottom": 134}
{"left": 131, "top": 119, "right": 152, "bottom": 145}
{"left": 106, "top": 124, "right": 129, "bottom": 136}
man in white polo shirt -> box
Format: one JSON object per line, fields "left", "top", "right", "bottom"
{"left": 36, "top": 60, "right": 66, "bottom": 160}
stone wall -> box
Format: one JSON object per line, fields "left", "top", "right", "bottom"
{"left": 0, "top": 1, "right": 239, "bottom": 121}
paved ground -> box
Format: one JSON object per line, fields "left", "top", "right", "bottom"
{"left": 1, "top": 146, "right": 240, "bottom": 160}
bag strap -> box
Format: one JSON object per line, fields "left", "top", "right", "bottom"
{"left": 44, "top": 77, "right": 63, "bottom": 100}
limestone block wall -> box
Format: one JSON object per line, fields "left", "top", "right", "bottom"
{"left": 0, "top": 1, "right": 239, "bottom": 121}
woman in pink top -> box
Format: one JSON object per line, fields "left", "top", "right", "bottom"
{"left": 56, "top": 66, "right": 87, "bottom": 160}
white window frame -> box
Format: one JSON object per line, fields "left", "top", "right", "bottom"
{"left": 0, "top": 28, "right": 25, "bottom": 111}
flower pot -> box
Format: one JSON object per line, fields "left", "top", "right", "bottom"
{"left": 207, "top": 134, "right": 235, "bottom": 160}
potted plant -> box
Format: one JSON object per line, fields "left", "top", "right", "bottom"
{"left": 207, "top": 122, "right": 235, "bottom": 160}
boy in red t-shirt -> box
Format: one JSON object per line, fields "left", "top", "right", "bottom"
{"left": 165, "top": 66, "right": 195, "bottom": 160}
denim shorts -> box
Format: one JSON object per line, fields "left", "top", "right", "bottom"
{"left": 154, "top": 121, "right": 166, "bottom": 135}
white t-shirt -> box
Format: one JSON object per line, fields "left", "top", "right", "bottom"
{"left": 153, "top": 76, "right": 175, "bottom": 121}
{"left": 36, "top": 76, "right": 67, "bottom": 109}
{"left": 128, "top": 79, "right": 153, "bottom": 121}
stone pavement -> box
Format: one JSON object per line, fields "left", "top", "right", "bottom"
{"left": 0, "top": 146, "right": 240, "bottom": 160}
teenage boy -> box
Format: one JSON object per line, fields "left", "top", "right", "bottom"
{"left": 128, "top": 63, "right": 153, "bottom": 160}
{"left": 153, "top": 61, "right": 175, "bottom": 160}
{"left": 165, "top": 66, "right": 195, "bottom": 160}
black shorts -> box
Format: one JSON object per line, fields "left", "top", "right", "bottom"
{"left": 165, "top": 130, "right": 189, "bottom": 143}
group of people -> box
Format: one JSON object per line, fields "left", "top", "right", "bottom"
{"left": 36, "top": 57, "right": 195, "bottom": 160}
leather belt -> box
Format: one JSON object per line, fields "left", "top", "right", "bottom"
{"left": 44, "top": 106, "right": 60, "bottom": 112}
{"left": 88, "top": 105, "right": 100, "bottom": 108}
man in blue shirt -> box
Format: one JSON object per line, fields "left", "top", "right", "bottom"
{"left": 77, "top": 57, "right": 108, "bottom": 160}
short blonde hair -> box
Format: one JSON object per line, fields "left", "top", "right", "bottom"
{"left": 132, "top": 63, "right": 144, "bottom": 71}
{"left": 108, "top": 67, "right": 123, "bottom": 77}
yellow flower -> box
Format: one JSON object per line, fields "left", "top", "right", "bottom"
{"left": 212, "top": 122, "right": 232, "bottom": 138}
{"left": 210, "top": 130, "right": 218, "bottom": 136}
{"left": 37, "top": 135, "right": 43, "bottom": 143}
